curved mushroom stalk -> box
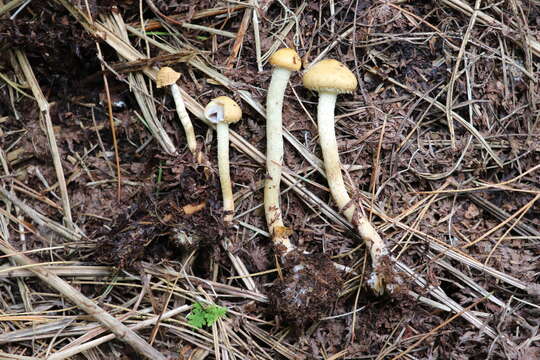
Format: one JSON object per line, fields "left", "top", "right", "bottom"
{"left": 157, "top": 67, "right": 199, "bottom": 159}
{"left": 304, "top": 59, "right": 392, "bottom": 295}
{"left": 204, "top": 96, "right": 242, "bottom": 225}
{"left": 264, "top": 48, "right": 301, "bottom": 255}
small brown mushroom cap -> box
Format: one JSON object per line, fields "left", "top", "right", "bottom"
{"left": 156, "top": 67, "right": 181, "bottom": 88}
{"left": 302, "top": 59, "right": 358, "bottom": 94}
{"left": 269, "top": 48, "right": 301, "bottom": 71}
{"left": 204, "top": 96, "right": 242, "bottom": 125}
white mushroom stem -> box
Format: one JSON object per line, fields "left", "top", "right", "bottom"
{"left": 265, "top": 67, "right": 294, "bottom": 253}
{"left": 170, "top": 83, "right": 197, "bottom": 156}
{"left": 317, "top": 92, "right": 389, "bottom": 294}
{"left": 216, "top": 121, "right": 234, "bottom": 223}
{"left": 205, "top": 97, "right": 241, "bottom": 224}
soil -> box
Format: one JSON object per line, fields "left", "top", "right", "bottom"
{"left": 0, "top": 1, "right": 539, "bottom": 359}
{"left": 269, "top": 251, "right": 344, "bottom": 325}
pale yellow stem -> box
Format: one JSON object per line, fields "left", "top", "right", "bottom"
{"left": 317, "top": 92, "right": 389, "bottom": 294}
{"left": 264, "top": 67, "right": 293, "bottom": 253}
{"left": 171, "top": 83, "right": 197, "bottom": 155}
{"left": 217, "top": 122, "right": 234, "bottom": 223}
{"left": 265, "top": 67, "right": 294, "bottom": 253}
{"left": 317, "top": 94, "right": 352, "bottom": 217}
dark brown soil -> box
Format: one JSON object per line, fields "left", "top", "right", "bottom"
{"left": 269, "top": 251, "right": 344, "bottom": 326}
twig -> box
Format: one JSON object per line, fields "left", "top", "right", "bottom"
{"left": 98, "top": 50, "right": 122, "bottom": 200}
{"left": 226, "top": 7, "right": 252, "bottom": 68}
{"left": 110, "top": 51, "right": 194, "bottom": 74}
{"left": 48, "top": 305, "right": 190, "bottom": 360}
{"left": 0, "top": 0, "right": 25, "bottom": 17}
{"left": 0, "top": 238, "right": 166, "bottom": 360}
{"left": 252, "top": 0, "right": 263, "bottom": 72}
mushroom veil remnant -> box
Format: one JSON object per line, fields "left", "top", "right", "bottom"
{"left": 157, "top": 67, "right": 199, "bottom": 159}
{"left": 264, "top": 48, "right": 301, "bottom": 255}
{"left": 204, "top": 96, "right": 242, "bottom": 224}
{"left": 303, "top": 59, "right": 392, "bottom": 294}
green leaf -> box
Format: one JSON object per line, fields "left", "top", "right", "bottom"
{"left": 187, "top": 303, "right": 206, "bottom": 329}
{"left": 187, "top": 303, "right": 227, "bottom": 329}
{"left": 204, "top": 305, "right": 227, "bottom": 327}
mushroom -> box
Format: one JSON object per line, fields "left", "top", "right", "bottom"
{"left": 303, "top": 59, "right": 391, "bottom": 294}
{"left": 157, "top": 67, "right": 198, "bottom": 158}
{"left": 204, "top": 96, "right": 242, "bottom": 224}
{"left": 264, "top": 48, "right": 301, "bottom": 254}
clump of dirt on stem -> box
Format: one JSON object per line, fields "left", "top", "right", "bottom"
{"left": 269, "top": 251, "right": 344, "bottom": 325}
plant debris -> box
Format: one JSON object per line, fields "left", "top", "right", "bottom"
{"left": 0, "top": 1, "right": 539, "bottom": 359}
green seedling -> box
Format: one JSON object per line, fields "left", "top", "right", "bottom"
{"left": 187, "top": 302, "right": 227, "bottom": 329}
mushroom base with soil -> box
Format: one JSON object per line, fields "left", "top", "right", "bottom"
{"left": 268, "top": 250, "right": 344, "bottom": 325}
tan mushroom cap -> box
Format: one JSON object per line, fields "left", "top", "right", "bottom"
{"left": 302, "top": 59, "right": 358, "bottom": 94}
{"left": 269, "top": 48, "right": 301, "bottom": 71}
{"left": 205, "top": 96, "right": 242, "bottom": 125}
{"left": 156, "top": 67, "right": 181, "bottom": 88}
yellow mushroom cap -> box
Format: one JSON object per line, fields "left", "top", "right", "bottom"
{"left": 269, "top": 48, "right": 301, "bottom": 71}
{"left": 302, "top": 59, "right": 358, "bottom": 94}
{"left": 204, "top": 96, "right": 242, "bottom": 125}
{"left": 156, "top": 67, "right": 181, "bottom": 88}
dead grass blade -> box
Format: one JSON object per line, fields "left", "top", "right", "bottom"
{"left": 0, "top": 188, "right": 80, "bottom": 241}
{"left": 0, "top": 237, "right": 166, "bottom": 359}
{"left": 0, "top": 0, "right": 26, "bottom": 17}
{"left": 442, "top": 0, "right": 540, "bottom": 58}
{"left": 48, "top": 305, "right": 190, "bottom": 360}
{"left": 468, "top": 193, "right": 540, "bottom": 237}
{"left": 244, "top": 322, "right": 306, "bottom": 360}
{"left": 12, "top": 50, "right": 75, "bottom": 228}
{"left": 102, "top": 12, "right": 178, "bottom": 155}
{"left": 363, "top": 65, "right": 504, "bottom": 167}
{"left": 445, "top": 0, "right": 481, "bottom": 148}
{"left": 395, "top": 260, "right": 497, "bottom": 338}
{"left": 391, "top": 296, "right": 490, "bottom": 360}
